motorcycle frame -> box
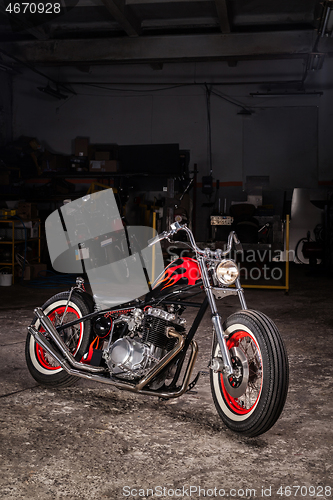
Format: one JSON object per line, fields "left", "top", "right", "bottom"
{"left": 59, "top": 223, "right": 247, "bottom": 376}
{"left": 29, "top": 223, "right": 249, "bottom": 397}
{"left": 51, "top": 272, "right": 247, "bottom": 391}
{"left": 29, "top": 278, "right": 247, "bottom": 400}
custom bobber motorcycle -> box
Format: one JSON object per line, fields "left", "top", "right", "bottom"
{"left": 25, "top": 189, "right": 289, "bottom": 437}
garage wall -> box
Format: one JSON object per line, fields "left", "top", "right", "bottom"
{"left": 0, "top": 72, "right": 12, "bottom": 146}
{"left": 12, "top": 70, "right": 233, "bottom": 179}
{"left": 11, "top": 58, "right": 333, "bottom": 238}
{"left": 243, "top": 107, "right": 318, "bottom": 188}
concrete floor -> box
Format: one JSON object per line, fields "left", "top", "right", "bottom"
{"left": 0, "top": 265, "right": 332, "bottom": 499}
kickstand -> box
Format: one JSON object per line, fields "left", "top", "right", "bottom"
{"left": 186, "top": 371, "right": 201, "bottom": 393}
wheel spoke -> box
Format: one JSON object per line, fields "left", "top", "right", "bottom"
{"left": 222, "top": 330, "right": 263, "bottom": 412}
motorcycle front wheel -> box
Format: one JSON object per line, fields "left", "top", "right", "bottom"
{"left": 210, "top": 310, "right": 289, "bottom": 437}
{"left": 25, "top": 291, "right": 92, "bottom": 387}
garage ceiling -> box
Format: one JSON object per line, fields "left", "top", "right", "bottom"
{"left": 0, "top": 0, "right": 333, "bottom": 65}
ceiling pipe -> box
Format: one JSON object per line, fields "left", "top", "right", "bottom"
{"left": 37, "top": 84, "right": 68, "bottom": 99}
{"left": 250, "top": 91, "right": 323, "bottom": 97}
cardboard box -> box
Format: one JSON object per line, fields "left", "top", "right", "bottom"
{"left": 104, "top": 160, "right": 118, "bottom": 172}
{"left": 95, "top": 151, "right": 110, "bottom": 161}
{"left": 247, "top": 195, "right": 263, "bottom": 208}
{"left": 31, "top": 263, "right": 47, "bottom": 279}
{"left": 18, "top": 265, "right": 31, "bottom": 281}
{"left": 93, "top": 144, "right": 118, "bottom": 160}
{"left": 89, "top": 161, "right": 102, "bottom": 172}
{"left": 89, "top": 160, "right": 118, "bottom": 173}
{"left": 0, "top": 172, "right": 9, "bottom": 185}
{"left": 16, "top": 203, "right": 38, "bottom": 220}
{"left": 75, "top": 137, "right": 89, "bottom": 157}
{"left": 18, "top": 263, "right": 47, "bottom": 280}
{"left": 43, "top": 151, "right": 69, "bottom": 172}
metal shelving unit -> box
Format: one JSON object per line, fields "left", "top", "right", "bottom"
{"left": 0, "top": 218, "right": 41, "bottom": 285}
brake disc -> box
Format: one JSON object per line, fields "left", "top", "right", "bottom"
{"left": 223, "top": 346, "right": 249, "bottom": 398}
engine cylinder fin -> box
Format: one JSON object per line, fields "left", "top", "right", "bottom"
{"left": 142, "top": 315, "right": 185, "bottom": 350}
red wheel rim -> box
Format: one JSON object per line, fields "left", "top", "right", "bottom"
{"left": 220, "top": 330, "right": 263, "bottom": 415}
{"left": 35, "top": 306, "right": 82, "bottom": 370}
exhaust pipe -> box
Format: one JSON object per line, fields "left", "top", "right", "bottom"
{"left": 135, "top": 328, "right": 185, "bottom": 391}
{"left": 33, "top": 307, "right": 106, "bottom": 374}
{"left": 28, "top": 325, "right": 70, "bottom": 372}
{"left": 29, "top": 308, "right": 199, "bottom": 399}
{"left": 28, "top": 324, "right": 133, "bottom": 387}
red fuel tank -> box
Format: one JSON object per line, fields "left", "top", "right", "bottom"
{"left": 151, "top": 257, "right": 201, "bottom": 294}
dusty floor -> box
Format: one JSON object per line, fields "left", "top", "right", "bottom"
{"left": 0, "top": 266, "right": 332, "bottom": 500}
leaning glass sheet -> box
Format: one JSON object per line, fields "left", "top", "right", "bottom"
{"left": 86, "top": 226, "right": 165, "bottom": 309}
{"left": 126, "top": 226, "right": 164, "bottom": 285}
{"left": 45, "top": 189, "right": 164, "bottom": 308}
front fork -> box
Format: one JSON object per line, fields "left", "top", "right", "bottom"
{"left": 198, "top": 258, "right": 247, "bottom": 376}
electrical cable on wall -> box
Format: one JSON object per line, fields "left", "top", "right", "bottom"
{"left": 205, "top": 83, "right": 213, "bottom": 177}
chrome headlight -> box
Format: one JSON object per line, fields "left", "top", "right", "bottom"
{"left": 215, "top": 260, "right": 239, "bottom": 286}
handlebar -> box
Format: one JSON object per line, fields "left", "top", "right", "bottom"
{"left": 147, "top": 231, "right": 170, "bottom": 247}
{"left": 148, "top": 222, "right": 242, "bottom": 259}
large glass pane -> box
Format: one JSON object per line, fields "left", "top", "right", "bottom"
{"left": 45, "top": 189, "right": 164, "bottom": 308}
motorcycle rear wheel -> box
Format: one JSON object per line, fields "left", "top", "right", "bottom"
{"left": 210, "top": 309, "right": 289, "bottom": 437}
{"left": 25, "top": 292, "right": 92, "bottom": 387}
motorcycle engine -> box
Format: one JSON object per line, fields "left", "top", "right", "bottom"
{"left": 104, "top": 307, "right": 186, "bottom": 383}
